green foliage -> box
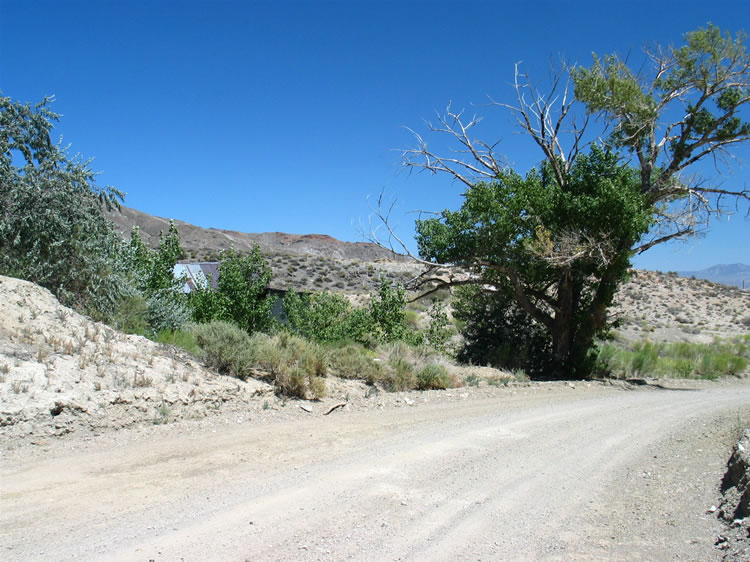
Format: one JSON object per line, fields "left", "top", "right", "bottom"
{"left": 281, "top": 278, "right": 420, "bottom": 348}
{"left": 116, "top": 223, "right": 189, "bottom": 334}
{"left": 408, "top": 24, "right": 750, "bottom": 380}
{"left": 283, "top": 290, "right": 363, "bottom": 343}
{"left": 0, "top": 93, "right": 189, "bottom": 335}
{"left": 369, "top": 277, "right": 409, "bottom": 343}
{"left": 573, "top": 24, "right": 750, "bottom": 198}
{"left": 453, "top": 285, "right": 552, "bottom": 376}
{"left": 215, "top": 248, "right": 275, "bottom": 333}
{"left": 422, "top": 148, "right": 647, "bottom": 378}
{"left": 425, "top": 301, "right": 452, "bottom": 353}
{"left": 0, "top": 93, "right": 126, "bottom": 318}
{"left": 417, "top": 148, "right": 650, "bottom": 271}
{"left": 596, "top": 336, "right": 749, "bottom": 379}
{"left": 189, "top": 247, "right": 275, "bottom": 334}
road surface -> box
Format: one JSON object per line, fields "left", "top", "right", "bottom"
{"left": 2, "top": 381, "right": 748, "bottom": 561}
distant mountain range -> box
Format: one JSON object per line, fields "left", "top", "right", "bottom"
{"left": 676, "top": 263, "right": 750, "bottom": 289}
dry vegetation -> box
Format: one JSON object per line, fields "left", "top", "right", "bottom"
{"left": 1, "top": 266, "right": 748, "bottom": 443}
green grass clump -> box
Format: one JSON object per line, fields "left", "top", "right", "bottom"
{"left": 154, "top": 328, "right": 200, "bottom": 355}
{"left": 596, "top": 335, "right": 749, "bottom": 379}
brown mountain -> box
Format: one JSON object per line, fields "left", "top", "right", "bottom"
{"left": 106, "top": 206, "right": 408, "bottom": 263}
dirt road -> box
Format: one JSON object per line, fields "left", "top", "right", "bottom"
{"left": 2, "top": 381, "right": 749, "bottom": 561}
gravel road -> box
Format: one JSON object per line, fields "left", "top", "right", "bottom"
{"left": 2, "top": 381, "right": 749, "bottom": 561}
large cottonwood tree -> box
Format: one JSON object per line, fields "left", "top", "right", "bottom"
{"left": 393, "top": 25, "right": 750, "bottom": 378}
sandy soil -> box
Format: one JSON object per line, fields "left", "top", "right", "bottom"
{"left": 2, "top": 379, "right": 749, "bottom": 561}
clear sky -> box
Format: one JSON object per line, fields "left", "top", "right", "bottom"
{"left": 1, "top": 0, "right": 748, "bottom": 271}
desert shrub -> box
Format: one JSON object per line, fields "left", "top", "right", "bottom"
{"left": 596, "top": 337, "right": 749, "bottom": 379}
{"left": 628, "top": 341, "right": 662, "bottom": 376}
{"left": 671, "top": 358, "right": 696, "bottom": 378}
{"left": 387, "top": 357, "right": 417, "bottom": 391}
{"left": 247, "top": 332, "right": 327, "bottom": 399}
{"left": 375, "top": 340, "right": 452, "bottom": 391}
{"left": 111, "top": 294, "right": 150, "bottom": 335}
{"left": 416, "top": 363, "right": 454, "bottom": 390}
{"left": 327, "top": 343, "right": 384, "bottom": 384}
{"left": 594, "top": 344, "right": 642, "bottom": 378}
{"left": 189, "top": 321, "right": 255, "bottom": 378}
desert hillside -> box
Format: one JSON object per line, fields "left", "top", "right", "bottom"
{"left": 611, "top": 269, "right": 750, "bottom": 342}
{"left": 106, "top": 205, "right": 407, "bottom": 263}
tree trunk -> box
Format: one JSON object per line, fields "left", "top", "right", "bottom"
{"left": 549, "top": 274, "right": 577, "bottom": 379}
{"left": 548, "top": 271, "right": 617, "bottom": 380}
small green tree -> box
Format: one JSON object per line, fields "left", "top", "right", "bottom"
{"left": 189, "top": 246, "right": 275, "bottom": 334}
{"left": 282, "top": 290, "right": 361, "bottom": 343}
{"left": 369, "top": 277, "right": 409, "bottom": 343}
{"left": 117, "top": 223, "right": 188, "bottom": 333}
{"left": 425, "top": 301, "right": 452, "bottom": 353}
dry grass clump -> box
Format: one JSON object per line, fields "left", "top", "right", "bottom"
{"left": 377, "top": 341, "right": 457, "bottom": 391}
{"left": 328, "top": 343, "right": 384, "bottom": 385}
{"left": 249, "top": 332, "right": 327, "bottom": 399}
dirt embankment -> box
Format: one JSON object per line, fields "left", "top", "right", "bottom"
{"left": 716, "top": 429, "right": 750, "bottom": 560}
{"left": 0, "top": 275, "right": 274, "bottom": 440}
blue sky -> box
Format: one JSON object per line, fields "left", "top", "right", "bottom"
{"left": 1, "top": 0, "right": 748, "bottom": 271}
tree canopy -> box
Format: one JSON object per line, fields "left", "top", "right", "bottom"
{"left": 1, "top": 93, "right": 188, "bottom": 333}
{"left": 396, "top": 24, "right": 750, "bottom": 378}
{"left": 0, "top": 93, "right": 125, "bottom": 317}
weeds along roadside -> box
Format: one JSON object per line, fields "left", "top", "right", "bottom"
{"left": 154, "top": 322, "right": 466, "bottom": 399}
{"left": 595, "top": 334, "right": 750, "bottom": 380}
{"left": 153, "top": 324, "right": 750, "bottom": 401}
